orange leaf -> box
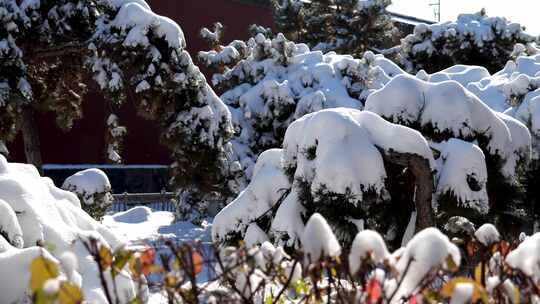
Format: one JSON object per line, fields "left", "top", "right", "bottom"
{"left": 192, "top": 251, "right": 203, "bottom": 275}
{"left": 466, "top": 241, "right": 475, "bottom": 257}
{"left": 499, "top": 241, "right": 510, "bottom": 257}
{"left": 366, "top": 278, "right": 381, "bottom": 304}
{"left": 140, "top": 248, "right": 155, "bottom": 265}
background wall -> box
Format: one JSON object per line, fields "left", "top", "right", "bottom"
{"left": 7, "top": 0, "right": 274, "bottom": 165}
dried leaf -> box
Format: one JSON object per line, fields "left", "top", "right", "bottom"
{"left": 30, "top": 255, "right": 59, "bottom": 292}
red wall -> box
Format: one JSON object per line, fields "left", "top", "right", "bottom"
{"left": 7, "top": 0, "right": 273, "bottom": 165}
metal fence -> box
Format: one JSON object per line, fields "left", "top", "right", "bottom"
{"left": 109, "top": 192, "right": 177, "bottom": 213}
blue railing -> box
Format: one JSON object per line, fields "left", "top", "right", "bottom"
{"left": 109, "top": 192, "right": 177, "bottom": 213}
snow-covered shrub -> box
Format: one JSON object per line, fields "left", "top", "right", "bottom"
{"left": 466, "top": 51, "right": 540, "bottom": 112}
{"left": 199, "top": 30, "right": 403, "bottom": 184}
{"left": 416, "top": 64, "right": 490, "bottom": 88}
{"left": 0, "top": 155, "right": 138, "bottom": 303}
{"left": 398, "top": 10, "right": 536, "bottom": 73}
{"left": 451, "top": 51, "right": 540, "bottom": 226}
{"left": 214, "top": 108, "right": 436, "bottom": 248}
{"left": 365, "top": 74, "right": 532, "bottom": 226}
{"left": 271, "top": 0, "right": 396, "bottom": 56}
{"left": 0, "top": 0, "right": 235, "bottom": 220}
{"left": 62, "top": 168, "right": 113, "bottom": 220}
{"left": 36, "top": 210, "right": 540, "bottom": 303}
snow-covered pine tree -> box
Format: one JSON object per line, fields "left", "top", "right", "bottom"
{"left": 0, "top": 0, "right": 234, "bottom": 219}
{"left": 397, "top": 10, "right": 537, "bottom": 73}
{"left": 213, "top": 108, "right": 436, "bottom": 249}
{"left": 271, "top": 0, "right": 395, "bottom": 57}
{"left": 198, "top": 29, "right": 401, "bottom": 186}
{"left": 365, "top": 74, "right": 532, "bottom": 235}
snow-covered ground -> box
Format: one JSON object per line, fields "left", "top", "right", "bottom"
{"left": 102, "top": 206, "right": 212, "bottom": 246}
{"left": 103, "top": 206, "right": 215, "bottom": 303}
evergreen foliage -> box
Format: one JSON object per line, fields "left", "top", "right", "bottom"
{"left": 0, "top": 0, "right": 235, "bottom": 220}
{"left": 271, "top": 0, "right": 396, "bottom": 56}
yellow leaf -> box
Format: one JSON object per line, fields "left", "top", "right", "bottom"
{"left": 30, "top": 256, "right": 59, "bottom": 292}
{"left": 58, "top": 282, "right": 83, "bottom": 304}
{"left": 99, "top": 245, "right": 113, "bottom": 270}
{"left": 474, "top": 263, "right": 487, "bottom": 285}
{"left": 445, "top": 255, "right": 459, "bottom": 272}
{"left": 441, "top": 277, "right": 489, "bottom": 304}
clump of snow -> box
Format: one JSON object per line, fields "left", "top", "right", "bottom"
{"left": 111, "top": 205, "right": 153, "bottom": 223}
{"left": 450, "top": 282, "right": 474, "bottom": 304}
{"left": 269, "top": 189, "right": 306, "bottom": 248}
{"left": 111, "top": 2, "right": 185, "bottom": 49}
{"left": 495, "top": 112, "right": 532, "bottom": 174}
{"left": 417, "top": 65, "right": 490, "bottom": 87}
{"left": 505, "top": 232, "right": 540, "bottom": 284}
{"left": 244, "top": 223, "right": 270, "bottom": 248}
{"left": 0, "top": 155, "right": 137, "bottom": 303}
{"left": 391, "top": 227, "right": 460, "bottom": 300}
{"left": 349, "top": 230, "right": 389, "bottom": 274}
{"left": 212, "top": 149, "right": 290, "bottom": 243}
{"left": 301, "top": 213, "right": 341, "bottom": 261}
{"left": 62, "top": 168, "right": 113, "bottom": 219}
{"left": 62, "top": 168, "right": 111, "bottom": 205}
{"left": 475, "top": 223, "right": 500, "bottom": 246}
{"left": 433, "top": 139, "right": 489, "bottom": 214}
{"left": 0, "top": 199, "right": 23, "bottom": 248}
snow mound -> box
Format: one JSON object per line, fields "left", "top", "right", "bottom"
{"left": 62, "top": 168, "right": 111, "bottom": 205}
{"left": 505, "top": 232, "right": 540, "bottom": 284}
{"left": 349, "top": 229, "right": 389, "bottom": 274}
{"left": 301, "top": 213, "right": 341, "bottom": 261}
{"left": 0, "top": 155, "right": 137, "bottom": 303}
{"left": 111, "top": 206, "right": 153, "bottom": 223}
{"left": 417, "top": 65, "right": 490, "bottom": 87}
{"left": 392, "top": 227, "right": 460, "bottom": 300}
{"left": 474, "top": 224, "right": 500, "bottom": 246}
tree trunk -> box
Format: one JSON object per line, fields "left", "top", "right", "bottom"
{"left": 21, "top": 106, "right": 43, "bottom": 174}
{"left": 381, "top": 149, "right": 435, "bottom": 232}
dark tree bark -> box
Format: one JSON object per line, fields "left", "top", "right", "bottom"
{"left": 21, "top": 106, "right": 43, "bottom": 173}
{"left": 381, "top": 149, "right": 435, "bottom": 232}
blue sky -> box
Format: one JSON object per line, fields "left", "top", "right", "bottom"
{"left": 388, "top": 0, "right": 540, "bottom": 35}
